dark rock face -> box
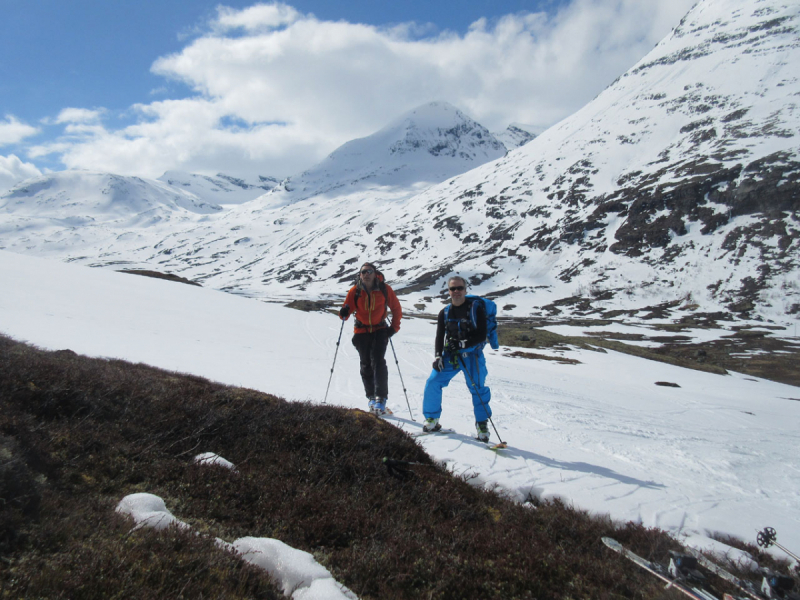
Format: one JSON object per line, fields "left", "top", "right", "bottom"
{"left": 606, "top": 153, "right": 799, "bottom": 257}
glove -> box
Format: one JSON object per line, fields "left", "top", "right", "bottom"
{"left": 432, "top": 355, "right": 444, "bottom": 372}
{"left": 445, "top": 338, "right": 465, "bottom": 354}
{"left": 388, "top": 328, "right": 396, "bottom": 337}
{"left": 339, "top": 305, "right": 350, "bottom": 319}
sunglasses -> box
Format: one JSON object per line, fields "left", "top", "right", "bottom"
{"left": 360, "top": 269, "right": 375, "bottom": 275}
{"left": 449, "top": 286, "right": 465, "bottom": 292}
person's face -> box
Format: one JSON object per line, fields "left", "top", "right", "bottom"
{"left": 448, "top": 279, "right": 466, "bottom": 305}
{"left": 360, "top": 266, "right": 376, "bottom": 286}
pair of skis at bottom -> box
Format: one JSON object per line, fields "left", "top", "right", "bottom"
{"left": 603, "top": 537, "right": 798, "bottom": 600}
{"left": 410, "top": 426, "right": 508, "bottom": 450}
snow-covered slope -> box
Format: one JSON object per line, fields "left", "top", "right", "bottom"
{"left": 264, "top": 101, "right": 507, "bottom": 205}
{"left": 1, "top": 171, "right": 221, "bottom": 218}
{"left": 2, "top": 251, "right": 798, "bottom": 557}
{"left": 157, "top": 171, "right": 279, "bottom": 206}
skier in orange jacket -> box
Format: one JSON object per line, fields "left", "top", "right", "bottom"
{"left": 339, "top": 262, "right": 402, "bottom": 414}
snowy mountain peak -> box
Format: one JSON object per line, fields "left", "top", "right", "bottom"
{"left": 267, "top": 101, "right": 507, "bottom": 204}
{"left": 379, "top": 101, "right": 506, "bottom": 159}
{"left": 493, "top": 124, "right": 539, "bottom": 150}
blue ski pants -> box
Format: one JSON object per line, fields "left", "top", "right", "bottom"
{"left": 422, "top": 348, "right": 492, "bottom": 422}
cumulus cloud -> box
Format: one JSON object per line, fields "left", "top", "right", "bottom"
{"left": 0, "top": 115, "right": 40, "bottom": 147}
{"left": 0, "top": 154, "right": 42, "bottom": 193}
{"left": 39, "top": 0, "right": 696, "bottom": 179}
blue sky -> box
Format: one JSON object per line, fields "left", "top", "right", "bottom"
{"left": 0, "top": 0, "right": 695, "bottom": 188}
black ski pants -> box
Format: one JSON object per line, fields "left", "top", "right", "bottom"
{"left": 352, "top": 328, "right": 390, "bottom": 399}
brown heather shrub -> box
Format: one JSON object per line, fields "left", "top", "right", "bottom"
{"left": 0, "top": 333, "right": 732, "bottom": 599}
{"left": 706, "top": 532, "right": 800, "bottom": 582}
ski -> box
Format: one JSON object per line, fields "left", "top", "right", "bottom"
{"left": 688, "top": 546, "right": 800, "bottom": 600}
{"left": 686, "top": 548, "right": 763, "bottom": 600}
{"left": 475, "top": 437, "right": 508, "bottom": 450}
{"left": 602, "top": 537, "right": 720, "bottom": 600}
{"left": 410, "top": 428, "right": 456, "bottom": 438}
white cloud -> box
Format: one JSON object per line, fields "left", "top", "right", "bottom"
{"left": 214, "top": 2, "right": 301, "bottom": 32}
{"left": 0, "top": 154, "right": 43, "bottom": 193}
{"left": 0, "top": 115, "right": 40, "bottom": 147}
{"left": 39, "top": 0, "right": 697, "bottom": 179}
{"left": 54, "top": 107, "right": 105, "bottom": 124}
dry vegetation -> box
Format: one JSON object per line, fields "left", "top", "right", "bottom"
{"left": 1, "top": 333, "right": 795, "bottom": 599}
{"left": 498, "top": 320, "right": 800, "bottom": 387}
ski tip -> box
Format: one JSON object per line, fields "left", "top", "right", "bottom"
{"left": 602, "top": 537, "right": 622, "bottom": 551}
{"left": 491, "top": 442, "right": 508, "bottom": 450}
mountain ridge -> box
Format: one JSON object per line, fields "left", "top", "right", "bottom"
{"left": 157, "top": 171, "right": 280, "bottom": 206}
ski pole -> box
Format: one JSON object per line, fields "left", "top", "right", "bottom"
{"left": 757, "top": 527, "right": 800, "bottom": 563}
{"left": 323, "top": 319, "right": 345, "bottom": 404}
{"left": 457, "top": 354, "right": 506, "bottom": 447}
{"left": 389, "top": 337, "right": 415, "bottom": 421}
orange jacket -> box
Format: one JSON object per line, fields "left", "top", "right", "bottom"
{"left": 341, "top": 280, "right": 402, "bottom": 334}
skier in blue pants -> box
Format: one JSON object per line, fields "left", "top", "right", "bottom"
{"left": 422, "top": 276, "right": 492, "bottom": 442}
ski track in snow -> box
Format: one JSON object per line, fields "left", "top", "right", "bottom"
{"left": 1, "top": 250, "right": 798, "bottom": 560}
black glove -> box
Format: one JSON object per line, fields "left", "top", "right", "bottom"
{"left": 432, "top": 355, "right": 444, "bottom": 372}
{"left": 387, "top": 328, "right": 396, "bottom": 338}
{"left": 445, "top": 338, "right": 465, "bottom": 354}
{"left": 339, "top": 305, "right": 350, "bottom": 319}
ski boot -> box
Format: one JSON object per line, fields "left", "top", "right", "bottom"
{"left": 368, "top": 397, "right": 377, "bottom": 413}
{"left": 373, "top": 397, "right": 387, "bottom": 415}
{"left": 423, "top": 417, "right": 441, "bottom": 433}
{"left": 476, "top": 421, "right": 490, "bottom": 442}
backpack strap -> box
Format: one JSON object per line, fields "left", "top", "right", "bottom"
{"left": 469, "top": 297, "right": 479, "bottom": 329}
{"left": 355, "top": 277, "right": 390, "bottom": 304}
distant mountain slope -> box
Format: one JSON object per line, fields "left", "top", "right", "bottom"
{"left": 264, "top": 101, "right": 507, "bottom": 205}
{"left": 493, "top": 124, "right": 539, "bottom": 150}
{"left": 0, "top": 102, "right": 510, "bottom": 273}
{"left": 1, "top": 171, "right": 221, "bottom": 218}
{"left": 0, "top": 171, "right": 221, "bottom": 257}
{"left": 157, "top": 171, "right": 279, "bottom": 205}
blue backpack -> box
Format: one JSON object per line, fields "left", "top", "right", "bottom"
{"left": 444, "top": 295, "right": 499, "bottom": 350}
